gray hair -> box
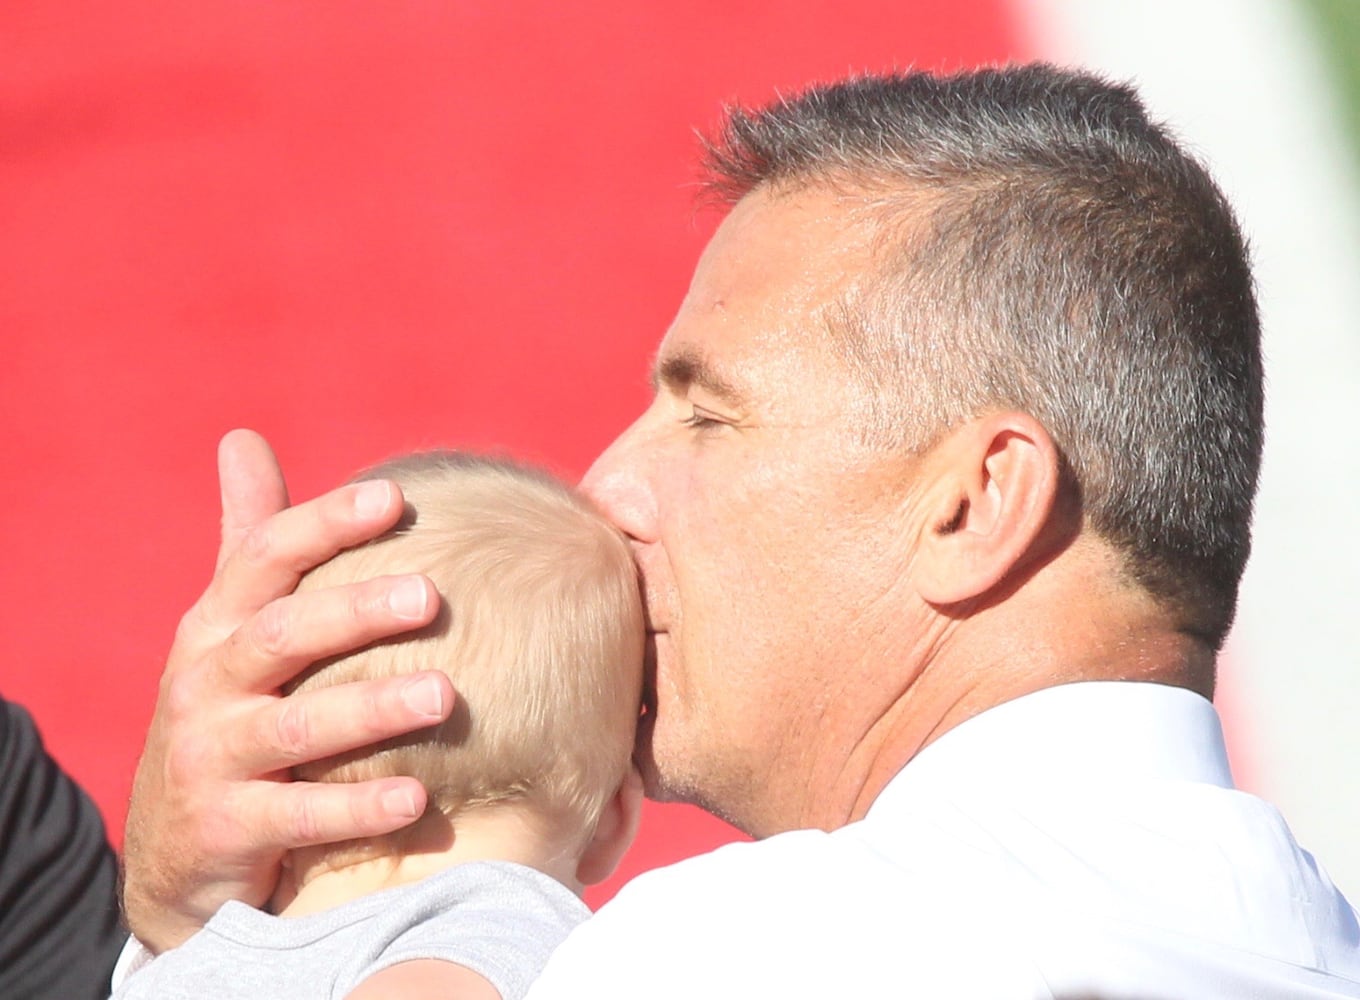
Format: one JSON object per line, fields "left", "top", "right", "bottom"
{"left": 704, "top": 65, "right": 1263, "bottom": 648}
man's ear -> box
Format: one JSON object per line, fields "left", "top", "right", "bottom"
{"left": 913, "top": 411, "right": 1060, "bottom": 606}
{"left": 575, "top": 764, "right": 643, "bottom": 887}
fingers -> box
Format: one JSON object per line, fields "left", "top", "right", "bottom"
{"left": 223, "top": 671, "right": 455, "bottom": 775}
{"left": 124, "top": 432, "right": 449, "bottom": 950}
{"left": 242, "top": 776, "right": 431, "bottom": 851}
{"left": 190, "top": 478, "right": 408, "bottom": 646}
{"left": 210, "top": 574, "right": 439, "bottom": 694}
{"left": 216, "top": 429, "right": 291, "bottom": 573}
{"left": 122, "top": 770, "right": 437, "bottom": 949}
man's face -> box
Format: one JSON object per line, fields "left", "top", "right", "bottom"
{"left": 581, "top": 187, "right": 930, "bottom": 836}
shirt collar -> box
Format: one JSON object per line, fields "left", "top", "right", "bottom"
{"left": 870, "top": 681, "right": 1236, "bottom": 817}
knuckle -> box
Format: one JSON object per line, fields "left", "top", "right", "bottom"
{"left": 273, "top": 699, "right": 312, "bottom": 763}
{"left": 159, "top": 666, "right": 205, "bottom": 724}
{"left": 249, "top": 601, "right": 292, "bottom": 660}
{"left": 288, "top": 793, "right": 324, "bottom": 845}
{"left": 334, "top": 683, "right": 385, "bottom": 743}
{"left": 170, "top": 600, "right": 216, "bottom": 661}
{"left": 357, "top": 685, "right": 388, "bottom": 737}
{"left": 349, "top": 582, "right": 383, "bottom": 624}
{"left": 162, "top": 730, "right": 216, "bottom": 793}
{"left": 193, "top": 793, "right": 247, "bottom": 860}
{"left": 237, "top": 520, "right": 276, "bottom": 567}
{"left": 172, "top": 606, "right": 200, "bottom": 648}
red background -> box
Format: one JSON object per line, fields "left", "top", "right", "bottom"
{"left": 0, "top": 2, "right": 1027, "bottom": 904}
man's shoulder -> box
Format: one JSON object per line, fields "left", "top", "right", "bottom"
{"left": 527, "top": 777, "right": 1360, "bottom": 1000}
{"left": 540, "top": 828, "right": 1031, "bottom": 978}
{"left": 531, "top": 829, "right": 1049, "bottom": 998}
{"left": 594, "top": 820, "right": 952, "bottom": 912}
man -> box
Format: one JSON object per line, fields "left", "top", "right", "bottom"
{"left": 120, "top": 66, "right": 1360, "bottom": 996}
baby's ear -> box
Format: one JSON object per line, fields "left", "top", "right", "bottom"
{"left": 575, "top": 765, "right": 643, "bottom": 886}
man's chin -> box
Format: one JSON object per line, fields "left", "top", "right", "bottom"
{"left": 635, "top": 710, "right": 702, "bottom": 805}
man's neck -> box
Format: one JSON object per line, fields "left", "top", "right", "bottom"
{"left": 791, "top": 538, "right": 1217, "bottom": 835}
{"left": 272, "top": 806, "right": 584, "bottom": 917}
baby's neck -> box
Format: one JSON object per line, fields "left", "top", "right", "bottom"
{"left": 272, "top": 805, "right": 584, "bottom": 918}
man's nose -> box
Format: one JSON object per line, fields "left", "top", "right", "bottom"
{"left": 581, "top": 423, "right": 658, "bottom": 544}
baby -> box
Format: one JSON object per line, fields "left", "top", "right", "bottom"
{"left": 115, "top": 452, "right": 644, "bottom": 1000}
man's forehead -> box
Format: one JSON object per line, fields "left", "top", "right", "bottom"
{"left": 645, "top": 186, "right": 884, "bottom": 406}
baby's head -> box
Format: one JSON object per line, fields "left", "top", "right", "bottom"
{"left": 288, "top": 451, "right": 644, "bottom": 888}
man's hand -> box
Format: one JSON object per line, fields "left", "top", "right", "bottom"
{"left": 121, "top": 430, "right": 454, "bottom": 952}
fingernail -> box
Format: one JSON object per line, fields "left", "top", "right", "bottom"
{"left": 388, "top": 577, "right": 429, "bottom": 620}
{"left": 381, "top": 786, "right": 421, "bottom": 819}
{"left": 354, "top": 480, "right": 393, "bottom": 519}
{"left": 401, "top": 675, "right": 446, "bottom": 719}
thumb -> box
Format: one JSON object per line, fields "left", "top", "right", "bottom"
{"left": 216, "top": 429, "right": 290, "bottom": 570}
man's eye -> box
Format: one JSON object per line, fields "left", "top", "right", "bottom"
{"left": 682, "top": 407, "right": 726, "bottom": 430}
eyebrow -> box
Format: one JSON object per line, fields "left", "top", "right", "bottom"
{"left": 650, "top": 349, "right": 745, "bottom": 405}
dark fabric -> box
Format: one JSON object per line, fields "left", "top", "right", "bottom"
{"left": 0, "top": 698, "right": 124, "bottom": 1000}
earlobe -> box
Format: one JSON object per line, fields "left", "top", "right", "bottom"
{"left": 574, "top": 765, "right": 644, "bottom": 886}
{"left": 915, "top": 413, "right": 1060, "bottom": 606}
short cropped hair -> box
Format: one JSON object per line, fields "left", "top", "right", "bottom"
{"left": 289, "top": 452, "right": 644, "bottom": 846}
{"left": 703, "top": 65, "right": 1263, "bottom": 647}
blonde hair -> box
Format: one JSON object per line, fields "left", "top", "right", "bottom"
{"left": 289, "top": 452, "right": 643, "bottom": 850}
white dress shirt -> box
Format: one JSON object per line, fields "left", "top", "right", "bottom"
{"left": 528, "top": 682, "right": 1360, "bottom": 998}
